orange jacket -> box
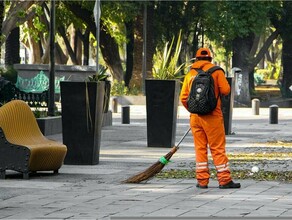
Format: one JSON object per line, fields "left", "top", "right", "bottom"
{"left": 180, "top": 60, "right": 230, "bottom": 116}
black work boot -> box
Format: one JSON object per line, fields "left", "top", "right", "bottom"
{"left": 219, "top": 181, "right": 241, "bottom": 189}
{"left": 196, "top": 183, "right": 208, "bottom": 189}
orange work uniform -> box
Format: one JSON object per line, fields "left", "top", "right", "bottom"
{"left": 180, "top": 60, "right": 232, "bottom": 186}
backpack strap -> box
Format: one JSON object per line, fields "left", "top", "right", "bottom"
{"left": 206, "top": 66, "right": 225, "bottom": 75}
{"left": 206, "top": 66, "right": 225, "bottom": 99}
{"left": 192, "top": 68, "right": 205, "bottom": 74}
{"left": 190, "top": 66, "right": 225, "bottom": 75}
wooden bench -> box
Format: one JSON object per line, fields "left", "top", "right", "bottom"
{"left": 0, "top": 100, "right": 67, "bottom": 179}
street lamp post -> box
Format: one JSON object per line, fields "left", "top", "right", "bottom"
{"left": 94, "top": 0, "right": 100, "bottom": 74}
{"left": 142, "top": 3, "right": 147, "bottom": 94}
{"left": 48, "top": 0, "right": 55, "bottom": 116}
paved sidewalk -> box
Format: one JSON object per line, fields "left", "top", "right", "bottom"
{"left": 1, "top": 106, "right": 292, "bottom": 219}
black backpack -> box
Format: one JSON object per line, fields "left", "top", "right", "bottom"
{"left": 186, "top": 66, "right": 224, "bottom": 115}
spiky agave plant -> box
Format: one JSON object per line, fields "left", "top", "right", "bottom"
{"left": 152, "top": 30, "right": 187, "bottom": 80}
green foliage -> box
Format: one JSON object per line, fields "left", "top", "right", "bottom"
{"left": 202, "top": 1, "right": 271, "bottom": 41}
{"left": 57, "top": 1, "right": 84, "bottom": 30}
{"left": 153, "top": 1, "right": 203, "bottom": 48}
{"left": 254, "top": 72, "right": 266, "bottom": 86}
{"left": 33, "top": 108, "right": 47, "bottom": 118}
{"left": 110, "top": 80, "right": 129, "bottom": 96}
{"left": 110, "top": 80, "right": 139, "bottom": 96}
{"left": 152, "top": 30, "right": 188, "bottom": 80}
{"left": 255, "top": 58, "right": 281, "bottom": 83}
{"left": 21, "top": 4, "right": 46, "bottom": 43}
{"left": 87, "top": 66, "right": 110, "bottom": 82}
{"left": 33, "top": 106, "right": 61, "bottom": 118}
{"left": 101, "top": 1, "right": 142, "bottom": 46}
{"left": 200, "top": 1, "right": 280, "bottom": 56}
{"left": 255, "top": 69, "right": 270, "bottom": 80}
{"left": 0, "top": 66, "right": 18, "bottom": 84}
{"left": 267, "top": 61, "right": 281, "bottom": 80}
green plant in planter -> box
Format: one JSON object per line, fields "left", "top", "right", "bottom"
{"left": 0, "top": 65, "right": 18, "bottom": 84}
{"left": 87, "top": 66, "right": 110, "bottom": 82}
{"left": 33, "top": 105, "right": 60, "bottom": 118}
{"left": 33, "top": 108, "right": 47, "bottom": 118}
{"left": 152, "top": 30, "right": 190, "bottom": 80}
{"left": 85, "top": 65, "right": 111, "bottom": 130}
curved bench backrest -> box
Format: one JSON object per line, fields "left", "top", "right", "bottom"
{"left": 0, "top": 100, "right": 46, "bottom": 145}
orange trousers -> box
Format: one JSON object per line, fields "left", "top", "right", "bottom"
{"left": 190, "top": 114, "right": 232, "bottom": 186}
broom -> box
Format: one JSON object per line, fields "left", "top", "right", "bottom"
{"left": 123, "top": 127, "right": 191, "bottom": 183}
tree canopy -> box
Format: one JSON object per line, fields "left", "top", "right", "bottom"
{"left": 1, "top": 0, "right": 292, "bottom": 102}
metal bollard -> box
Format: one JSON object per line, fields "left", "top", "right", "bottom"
{"left": 111, "top": 97, "right": 118, "bottom": 113}
{"left": 252, "top": 98, "right": 260, "bottom": 115}
{"left": 269, "top": 104, "right": 278, "bottom": 124}
{"left": 122, "top": 106, "right": 130, "bottom": 124}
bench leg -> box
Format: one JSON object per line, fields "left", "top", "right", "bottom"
{"left": 54, "top": 169, "right": 59, "bottom": 174}
{"left": 23, "top": 172, "right": 29, "bottom": 179}
{"left": 0, "top": 170, "right": 5, "bottom": 179}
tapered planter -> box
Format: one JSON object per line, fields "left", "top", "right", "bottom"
{"left": 221, "top": 77, "right": 235, "bottom": 135}
{"left": 37, "top": 116, "right": 62, "bottom": 136}
{"left": 60, "top": 81, "right": 105, "bottom": 165}
{"left": 145, "top": 79, "right": 180, "bottom": 148}
{"left": 103, "top": 80, "right": 111, "bottom": 113}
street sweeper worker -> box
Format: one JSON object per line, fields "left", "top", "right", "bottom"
{"left": 180, "top": 47, "right": 241, "bottom": 189}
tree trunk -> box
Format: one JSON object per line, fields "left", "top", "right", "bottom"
{"left": 281, "top": 39, "right": 292, "bottom": 98}
{"left": 130, "top": 10, "right": 143, "bottom": 89}
{"left": 68, "top": 25, "right": 79, "bottom": 65}
{"left": 146, "top": 4, "right": 156, "bottom": 79}
{"left": 280, "top": 1, "right": 292, "bottom": 98}
{"left": 1, "top": 1, "right": 35, "bottom": 43}
{"left": 0, "top": 1, "right": 4, "bottom": 52}
{"left": 55, "top": 43, "right": 68, "bottom": 64}
{"left": 73, "top": 28, "right": 82, "bottom": 65}
{"left": 64, "top": 2, "right": 123, "bottom": 81}
{"left": 232, "top": 35, "right": 254, "bottom": 106}
{"left": 99, "top": 24, "right": 123, "bottom": 82}
{"left": 5, "top": 27, "right": 20, "bottom": 65}
{"left": 26, "top": 19, "right": 42, "bottom": 64}
{"left": 129, "top": 4, "right": 156, "bottom": 91}
{"left": 81, "top": 29, "right": 90, "bottom": 65}
{"left": 58, "top": 26, "right": 77, "bottom": 64}
{"left": 124, "top": 21, "right": 134, "bottom": 87}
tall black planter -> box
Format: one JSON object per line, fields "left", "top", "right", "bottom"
{"left": 145, "top": 79, "right": 180, "bottom": 148}
{"left": 221, "top": 77, "right": 235, "bottom": 135}
{"left": 60, "top": 81, "right": 105, "bottom": 165}
{"left": 103, "top": 80, "right": 111, "bottom": 113}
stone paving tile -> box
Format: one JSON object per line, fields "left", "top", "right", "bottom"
{"left": 1, "top": 107, "right": 292, "bottom": 219}
{"left": 178, "top": 207, "right": 225, "bottom": 217}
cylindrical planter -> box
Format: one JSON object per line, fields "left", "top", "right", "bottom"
{"left": 60, "top": 81, "right": 105, "bottom": 165}
{"left": 145, "top": 79, "right": 180, "bottom": 148}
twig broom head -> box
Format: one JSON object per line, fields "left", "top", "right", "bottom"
{"left": 122, "top": 146, "right": 178, "bottom": 184}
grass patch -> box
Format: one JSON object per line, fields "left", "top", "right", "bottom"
{"left": 266, "top": 140, "right": 292, "bottom": 146}
{"left": 156, "top": 169, "right": 292, "bottom": 183}
{"left": 228, "top": 152, "right": 292, "bottom": 160}
{"left": 155, "top": 151, "right": 292, "bottom": 183}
